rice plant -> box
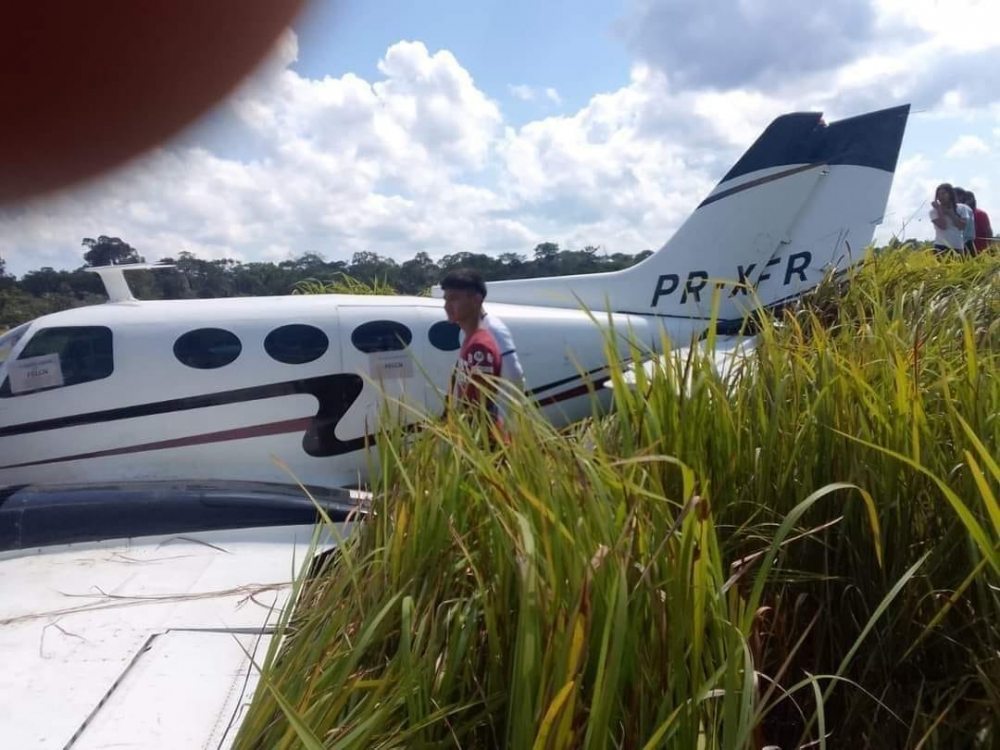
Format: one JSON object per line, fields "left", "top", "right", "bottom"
{"left": 293, "top": 273, "right": 397, "bottom": 296}
{"left": 236, "top": 248, "right": 999, "bottom": 748}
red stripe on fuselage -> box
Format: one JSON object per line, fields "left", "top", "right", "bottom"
{"left": 1, "top": 372, "right": 609, "bottom": 471}
{"left": 0, "top": 417, "right": 313, "bottom": 470}
{"left": 535, "top": 377, "right": 610, "bottom": 406}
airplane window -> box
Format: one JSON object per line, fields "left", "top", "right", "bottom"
{"left": 0, "top": 323, "right": 31, "bottom": 365}
{"left": 428, "top": 321, "right": 460, "bottom": 351}
{"left": 173, "top": 327, "right": 242, "bottom": 369}
{"left": 0, "top": 326, "right": 113, "bottom": 397}
{"left": 350, "top": 320, "right": 412, "bottom": 353}
{"left": 265, "top": 324, "right": 329, "bottom": 364}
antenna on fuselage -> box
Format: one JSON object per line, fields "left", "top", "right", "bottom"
{"left": 85, "top": 262, "right": 176, "bottom": 303}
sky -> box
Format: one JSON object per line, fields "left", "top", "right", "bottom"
{"left": 3, "top": 0, "right": 1000, "bottom": 277}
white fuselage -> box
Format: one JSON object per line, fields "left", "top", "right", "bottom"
{"left": 0, "top": 104, "right": 910, "bottom": 750}
{"left": 0, "top": 105, "right": 911, "bottom": 491}
{"left": 0, "top": 295, "right": 665, "bottom": 489}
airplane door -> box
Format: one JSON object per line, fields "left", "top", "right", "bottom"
{"left": 336, "top": 307, "right": 431, "bottom": 444}
{"left": 418, "top": 307, "right": 462, "bottom": 416}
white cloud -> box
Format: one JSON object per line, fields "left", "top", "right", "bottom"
{"left": 874, "top": 0, "right": 1000, "bottom": 54}
{"left": 496, "top": 66, "right": 729, "bottom": 253}
{"left": 4, "top": 3, "right": 1000, "bottom": 279}
{"left": 620, "top": 0, "right": 880, "bottom": 88}
{"left": 620, "top": 0, "right": 1000, "bottom": 118}
{"left": 874, "top": 153, "right": 937, "bottom": 243}
{"left": 1, "top": 38, "right": 514, "bottom": 276}
{"left": 0, "top": 41, "right": 732, "bottom": 277}
{"left": 509, "top": 84, "right": 535, "bottom": 101}
{"left": 508, "top": 84, "right": 562, "bottom": 106}
{"left": 947, "top": 135, "right": 990, "bottom": 158}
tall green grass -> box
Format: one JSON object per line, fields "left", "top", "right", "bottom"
{"left": 236, "top": 248, "right": 998, "bottom": 748}
{"left": 294, "top": 273, "right": 398, "bottom": 296}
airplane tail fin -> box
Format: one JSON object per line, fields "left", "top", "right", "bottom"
{"left": 484, "top": 105, "right": 910, "bottom": 324}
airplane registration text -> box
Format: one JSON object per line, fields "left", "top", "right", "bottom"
{"left": 651, "top": 251, "right": 813, "bottom": 306}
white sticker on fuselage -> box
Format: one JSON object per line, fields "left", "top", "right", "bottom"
{"left": 9, "top": 354, "right": 64, "bottom": 394}
{"left": 368, "top": 352, "right": 413, "bottom": 380}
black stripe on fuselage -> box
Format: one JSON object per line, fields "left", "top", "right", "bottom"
{"left": 0, "top": 365, "right": 606, "bottom": 469}
{"left": 0, "top": 365, "right": 616, "bottom": 472}
{"left": 0, "top": 373, "right": 366, "bottom": 458}
{"left": 2, "top": 364, "right": 611, "bottom": 440}
{"left": 525, "top": 362, "right": 613, "bottom": 397}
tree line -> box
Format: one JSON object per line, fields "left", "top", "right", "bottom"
{"left": 0, "top": 236, "right": 653, "bottom": 329}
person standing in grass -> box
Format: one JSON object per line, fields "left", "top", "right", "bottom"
{"left": 954, "top": 187, "right": 977, "bottom": 255}
{"left": 930, "top": 183, "right": 967, "bottom": 255}
{"left": 964, "top": 190, "right": 994, "bottom": 254}
{"left": 458, "top": 308, "right": 524, "bottom": 423}
{"left": 441, "top": 268, "right": 505, "bottom": 432}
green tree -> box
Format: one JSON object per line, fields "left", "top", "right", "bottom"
{"left": 169, "top": 251, "right": 237, "bottom": 298}
{"left": 398, "top": 251, "right": 440, "bottom": 294}
{"left": 281, "top": 252, "right": 329, "bottom": 274}
{"left": 348, "top": 251, "right": 400, "bottom": 288}
{"left": 19, "top": 267, "right": 72, "bottom": 297}
{"left": 0, "top": 255, "right": 14, "bottom": 291}
{"left": 82, "top": 236, "right": 144, "bottom": 267}
{"left": 438, "top": 252, "right": 503, "bottom": 279}
{"left": 156, "top": 258, "right": 196, "bottom": 299}
{"left": 532, "top": 242, "right": 560, "bottom": 262}
{"left": 0, "top": 242, "right": 654, "bottom": 328}
{"left": 531, "top": 242, "right": 561, "bottom": 275}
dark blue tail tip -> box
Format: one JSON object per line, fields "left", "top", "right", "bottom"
{"left": 723, "top": 104, "right": 911, "bottom": 183}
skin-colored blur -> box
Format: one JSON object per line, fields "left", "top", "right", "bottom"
{"left": 443, "top": 289, "right": 483, "bottom": 333}
{"left": 0, "top": 1, "right": 306, "bottom": 204}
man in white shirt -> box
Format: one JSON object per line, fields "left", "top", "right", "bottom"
{"left": 458, "top": 310, "right": 524, "bottom": 411}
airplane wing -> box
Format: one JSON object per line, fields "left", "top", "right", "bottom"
{"left": 0, "top": 482, "right": 364, "bottom": 749}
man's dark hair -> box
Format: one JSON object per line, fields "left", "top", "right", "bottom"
{"left": 965, "top": 190, "right": 977, "bottom": 210}
{"left": 440, "top": 268, "right": 487, "bottom": 298}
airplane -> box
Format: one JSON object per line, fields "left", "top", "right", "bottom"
{"left": 0, "top": 104, "right": 909, "bottom": 748}
{"left": 0, "top": 104, "right": 910, "bottom": 493}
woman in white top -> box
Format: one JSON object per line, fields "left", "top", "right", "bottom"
{"left": 929, "top": 183, "right": 967, "bottom": 254}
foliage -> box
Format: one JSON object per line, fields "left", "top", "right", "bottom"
{"left": 82, "top": 235, "right": 144, "bottom": 267}
{"left": 0, "top": 241, "right": 649, "bottom": 328}
{"left": 0, "top": 284, "right": 105, "bottom": 331}
{"left": 235, "top": 248, "right": 999, "bottom": 748}
{"left": 293, "top": 273, "right": 398, "bottom": 296}
{"left": 0, "top": 255, "right": 12, "bottom": 290}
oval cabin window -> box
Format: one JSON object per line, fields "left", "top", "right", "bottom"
{"left": 350, "top": 320, "right": 412, "bottom": 353}
{"left": 428, "top": 321, "right": 460, "bottom": 351}
{"left": 173, "top": 328, "right": 242, "bottom": 369}
{"left": 265, "top": 324, "right": 329, "bottom": 365}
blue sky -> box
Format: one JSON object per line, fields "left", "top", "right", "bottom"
{"left": 2, "top": 0, "right": 999, "bottom": 276}
{"left": 293, "top": 0, "right": 632, "bottom": 122}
